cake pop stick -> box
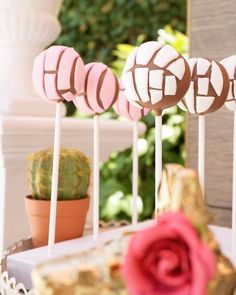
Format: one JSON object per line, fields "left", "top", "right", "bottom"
{"left": 74, "top": 62, "right": 119, "bottom": 242}
{"left": 122, "top": 41, "right": 191, "bottom": 216}
{"left": 220, "top": 55, "right": 236, "bottom": 263}
{"left": 178, "top": 57, "right": 229, "bottom": 196}
{"left": 113, "top": 80, "right": 149, "bottom": 225}
{"left": 33, "top": 46, "right": 85, "bottom": 254}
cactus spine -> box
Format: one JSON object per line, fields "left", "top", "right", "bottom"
{"left": 28, "top": 148, "right": 91, "bottom": 200}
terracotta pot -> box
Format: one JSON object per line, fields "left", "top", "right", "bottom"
{"left": 25, "top": 196, "right": 90, "bottom": 247}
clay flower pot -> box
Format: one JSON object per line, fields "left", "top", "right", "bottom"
{"left": 25, "top": 196, "right": 90, "bottom": 247}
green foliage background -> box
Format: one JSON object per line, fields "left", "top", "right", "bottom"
{"left": 57, "top": 0, "right": 186, "bottom": 65}
{"left": 56, "top": 0, "right": 187, "bottom": 221}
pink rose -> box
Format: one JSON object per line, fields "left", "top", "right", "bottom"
{"left": 122, "top": 212, "right": 216, "bottom": 295}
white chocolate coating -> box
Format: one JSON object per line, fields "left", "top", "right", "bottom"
{"left": 178, "top": 57, "right": 229, "bottom": 115}
{"left": 122, "top": 41, "right": 191, "bottom": 112}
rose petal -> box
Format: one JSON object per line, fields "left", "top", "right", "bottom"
{"left": 122, "top": 212, "right": 216, "bottom": 295}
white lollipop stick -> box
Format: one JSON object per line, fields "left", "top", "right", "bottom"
{"left": 93, "top": 114, "right": 100, "bottom": 242}
{"left": 132, "top": 120, "right": 139, "bottom": 225}
{"left": 48, "top": 102, "right": 62, "bottom": 254}
{"left": 155, "top": 114, "right": 162, "bottom": 217}
{"left": 198, "top": 115, "right": 205, "bottom": 196}
{"left": 232, "top": 110, "right": 236, "bottom": 264}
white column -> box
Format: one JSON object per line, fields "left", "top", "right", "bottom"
{"left": 0, "top": 0, "right": 64, "bottom": 117}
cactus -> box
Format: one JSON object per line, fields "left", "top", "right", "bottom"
{"left": 28, "top": 148, "right": 91, "bottom": 200}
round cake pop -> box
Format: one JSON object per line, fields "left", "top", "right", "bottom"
{"left": 33, "top": 45, "right": 85, "bottom": 102}
{"left": 178, "top": 57, "right": 230, "bottom": 114}
{"left": 74, "top": 62, "right": 119, "bottom": 114}
{"left": 113, "top": 80, "right": 150, "bottom": 120}
{"left": 122, "top": 41, "right": 191, "bottom": 115}
{"left": 220, "top": 55, "right": 236, "bottom": 111}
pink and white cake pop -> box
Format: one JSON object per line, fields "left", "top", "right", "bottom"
{"left": 113, "top": 80, "right": 150, "bottom": 121}
{"left": 178, "top": 58, "right": 230, "bottom": 114}
{"left": 122, "top": 41, "right": 191, "bottom": 115}
{"left": 74, "top": 62, "right": 119, "bottom": 114}
{"left": 33, "top": 45, "right": 85, "bottom": 102}
{"left": 221, "top": 55, "right": 236, "bottom": 111}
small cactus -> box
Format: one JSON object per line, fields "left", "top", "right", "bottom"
{"left": 28, "top": 148, "right": 91, "bottom": 200}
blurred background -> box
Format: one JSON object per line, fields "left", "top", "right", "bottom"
{"left": 56, "top": 0, "right": 187, "bottom": 222}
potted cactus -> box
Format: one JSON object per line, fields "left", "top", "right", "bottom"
{"left": 25, "top": 148, "right": 91, "bottom": 247}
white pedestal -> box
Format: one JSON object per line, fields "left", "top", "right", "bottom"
{"left": 0, "top": 116, "right": 146, "bottom": 254}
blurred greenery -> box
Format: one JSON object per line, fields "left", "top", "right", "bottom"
{"left": 56, "top": 1, "right": 188, "bottom": 221}
{"left": 57, "top": 0, "right": 186, "bottom": 65}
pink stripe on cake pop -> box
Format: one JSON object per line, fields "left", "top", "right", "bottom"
{"left": 44, "top": 73, "right": 61, "bottom": 101}
{"left": 74, "top": 95, "right": 95, "bottom": 115}
{"left": 62, "top": 91, "right": 75, "bottom": 101}
{"left": 113, "top": 80, "right": 149, "bottom": 121}
{"left": 44, "top": 46, "right": 66, "bottom": 71}
{"left": 32, "top": 51, "right": 47, "bottom": 100}
{"left": 87, "top": 63, "right": 108, "bottom": 113}
{"left": 100, "top": 68, "right": 117, "bottom": 110}
{"left": 74, "top": 56, "right": 86, "bottom": 95}
{"left": 117, "top": 90, "right": 130, "bottom": 118}
{"left": 57, "top": 48, "right": 79, "bottom": 93}
{"left": 73, "top": 62, "right": 118, "bottom": 114}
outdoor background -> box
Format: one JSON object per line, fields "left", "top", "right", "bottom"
{"left": 55, "top": 0, "right": 187, "bottom": 221}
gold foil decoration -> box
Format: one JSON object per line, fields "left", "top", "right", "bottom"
{"left": 158, "top": 164, "right": 236, "bottom": 295}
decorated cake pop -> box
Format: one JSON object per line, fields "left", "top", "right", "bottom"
{"left": 33, "top": 46, "right": 85, "bottom": 102}
{"left": 73, "top": 62, "right": 119, "bottom": 242}
{"left": 178, "top": 58, "right": 229, "bottom": 114}
{"left": 32, "top": 45, "right": 86, "bottom": 254}
{"left": 220, "top": 55, "right": 236, "bottom": 264}
{"left": 178, "top": 57, "right": 229, "bottom": 196}
{"left": 74, "top": 62, "right": 119, "bottom": 114}
{"left": 113, "top": 80, "right": 149, "bottom": 121}
{"left": 122, "top": 41, "right": 191, "bottom": 115}
{"left": 113, "top": 80, "right": 149, "bottom": 225}
{"left": 122, "top": 41, "right": 191, "bottom": 216}
{"left": 221, "top": 55, "right": 236, "bottom": 111}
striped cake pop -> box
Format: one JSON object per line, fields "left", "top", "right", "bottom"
{"left": 178, "top": 57, "right": 229, "bottom": 114}
{"left": 74, "top": 62, "right": 119, "bottom": 114}
{"left": 113, "top": 80, "right": 149, "bottom": 121}
{"left": 33, "top": 46, "right": 85, "bottom": 102}
{"left": 32, "top": 45, "right": 86, "bottom": 253}
{"left": 122, "top": 41, "right": 191, "bottom": 115}
{"left": 221, "top": 55, "right": 236, "bottom": 111}
{"left": 73, "top": 62, "right": 119, "bottom": 243}
{"left": 113, "top": 79, "right": 149, "bottom": 225}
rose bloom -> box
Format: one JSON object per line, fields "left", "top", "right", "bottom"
{"left": 122, "top": 212, "right": 216, "bottom": 295}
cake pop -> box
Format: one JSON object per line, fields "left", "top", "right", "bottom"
{"left": 178, "top": 57, "right": 229, "bottom": 196}
{"left": 122, "top": 41, "right": 191, "bottom": 115}
{"left": 74, "top": 62, "right": 118, "bottom": 114}
{"left": 32, "top": 45, "right": 85, "bottom": 253}
{"left": 33, "top": 46, "right": 85, "bottom": 102}
{"left": 122, "top": 41, "right": 191, "bottom": 215}
{"left": 113, "top": 80, "right": 149, "bottom": 225}
{"left": 178, "top": 58, "right": 229, "bottom": 114}
{"left": 73, "top": 62, "right": 119, "bottom": 242}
